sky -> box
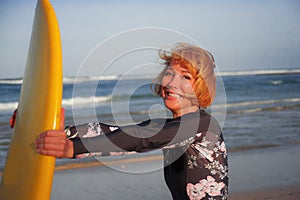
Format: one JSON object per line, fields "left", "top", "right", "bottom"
{"left": 0, "top": 0, "right": 300, "bottom": 78}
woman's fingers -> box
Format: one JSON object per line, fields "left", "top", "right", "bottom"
{"left": 35, "top": 130, "right": 74, "bottom": 158}
{"left": 38, "top": 130, "right": 66, "bottom": 138}
{"left": 35, "top": 136, "right": 66, "bottom": 149}
{"left": 36, "top": 148, "right": 67, "bottom": 158}
{"left": 36, "top": 143, "right": 66, "bottom": 151}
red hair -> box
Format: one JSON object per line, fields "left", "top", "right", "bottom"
{"left": 152, "top": 42, "right": 216, "bottom": 108}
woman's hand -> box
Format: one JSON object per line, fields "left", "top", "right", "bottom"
{"left": 35, "top": 108, "right": 74, "bottom": 158}
{"left": 35, "top": 130, "right": 74, "bottom": 158}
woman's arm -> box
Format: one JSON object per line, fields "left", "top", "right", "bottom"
{"left": 71, "top": 111, "right": 221, "bottom": 157}
{"left": 65, "top": 122, "right": 119, "bottom": 139}
{"left": 36, "top": 110, "right": 221, "bottom": 159}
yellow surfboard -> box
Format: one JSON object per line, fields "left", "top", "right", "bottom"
{"left": 0, "top": 0, "right": 62, "bottom": 199}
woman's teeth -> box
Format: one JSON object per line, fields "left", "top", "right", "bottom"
{"left": 168, "top": 92, "right": 181, "bottom": 98}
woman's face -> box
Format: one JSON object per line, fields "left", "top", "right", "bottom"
{"left": 160, "top": 62, "right": 199, "bottom": 118}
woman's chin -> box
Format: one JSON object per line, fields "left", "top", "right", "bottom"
{"left": 163, "top": 100, "right": 181, "bottom": 112}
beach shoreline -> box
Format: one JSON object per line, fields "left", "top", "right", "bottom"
{"left": 230, "top": 185, "right": 300, "bottom": 200}
{"left": 46, "top": 144, "right": 300, "bottom": 199}
{"left": 0, "top": 144, "right": 299, "bottom": 199}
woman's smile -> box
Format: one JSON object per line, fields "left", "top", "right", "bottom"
{"left": 165, "top": 90, "right": 183, "bottom": 99}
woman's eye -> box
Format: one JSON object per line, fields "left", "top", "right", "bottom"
{"left": 164, "top": 71, "right": 173, "bottom": 76}
{"left": 183, "top": 75, "right": 191, "bottom": 80}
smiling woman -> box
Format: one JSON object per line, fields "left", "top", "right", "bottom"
{"left": 33, "top": 42, "right": 228, "bottom": 199}
{"left": 152, "top": 42, "right": 217, "bottom": 118}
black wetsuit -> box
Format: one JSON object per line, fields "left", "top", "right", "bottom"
{"left": 68, "top": 109, "right": 228, "bottom": 199}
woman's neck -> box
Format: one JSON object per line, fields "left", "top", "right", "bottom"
{"left": 171, "top": 106, "right": 199, "bottom": 118}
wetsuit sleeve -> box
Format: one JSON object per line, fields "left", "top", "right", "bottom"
{"left": 70, "top": 111, "right": 220, "bottom": 157}
{"left": 65, "top": 122, "right": 119, "bottom": 139}
{"left": 71, "top": 119, "right": 171, "bottom": 156}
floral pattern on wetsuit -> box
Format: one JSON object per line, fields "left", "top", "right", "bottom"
{"left": 187, "top": 176, "right": 225, "bottom": 200}
{"left": 82, "top": 122, "right": 106, "bottom": 138}
{"left": 76, "top": 122, "right": 137, "bottom": 158}
{"left": 186, "top": 132, "right": 228, "bottom": 200}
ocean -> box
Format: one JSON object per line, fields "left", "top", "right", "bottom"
{"left": 0, "top": 69, "right": 300, "bottom": 170}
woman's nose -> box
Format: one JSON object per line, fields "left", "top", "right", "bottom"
{"left": 167, "top": 74, "right": 180, "bottom": 88}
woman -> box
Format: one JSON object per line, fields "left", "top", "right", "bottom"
{"left": 35, "top": 42, "right": 228, "bottom": 199}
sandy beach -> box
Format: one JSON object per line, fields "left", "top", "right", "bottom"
{"left": 50, "top": 144, "right": 300, "bottom": 200}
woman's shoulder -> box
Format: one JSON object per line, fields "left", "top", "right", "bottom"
{"left": 183, "top": 109, "right": 222, "bottom": 135}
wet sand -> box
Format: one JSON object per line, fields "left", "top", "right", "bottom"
{"left": 50, "top": 144, "right": 300, "bottom": 199}
{"left": 230, "top": 186, "right": 300, "bottom": 200}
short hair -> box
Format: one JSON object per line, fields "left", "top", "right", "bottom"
{"left": 152, "top": 42, "right": 216, "bottom": 108}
